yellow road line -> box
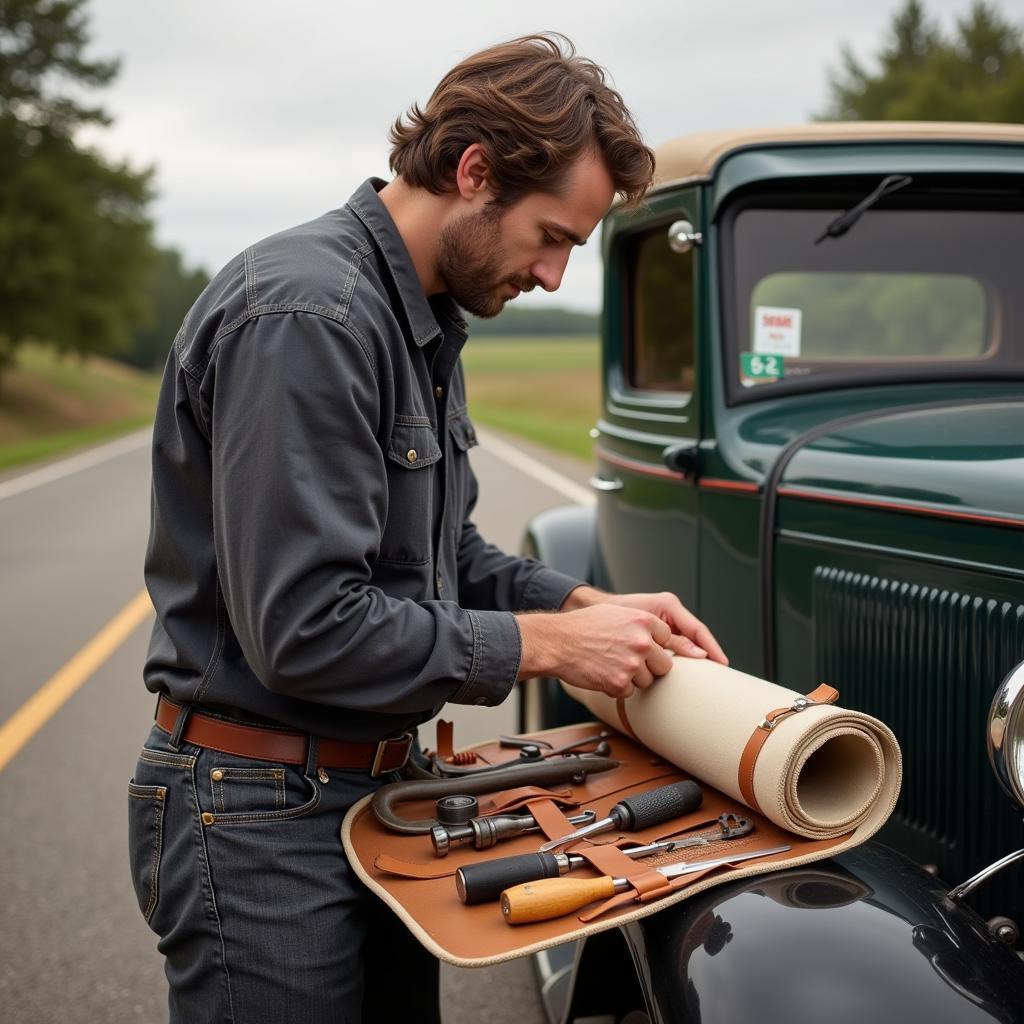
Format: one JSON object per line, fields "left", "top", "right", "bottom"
{"left": 0, "top": 588, "right": 154, "bottom": 772}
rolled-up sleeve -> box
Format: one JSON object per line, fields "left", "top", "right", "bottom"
{"left": 205, "top": 310, "right": 519, "bottom": 714}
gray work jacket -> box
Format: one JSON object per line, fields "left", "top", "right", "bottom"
{"left": 143, "top": 179, "right": 582, "bottom": 741}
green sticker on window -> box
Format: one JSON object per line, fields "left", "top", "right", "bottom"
{"left": 741, "top": 352, "right": 785, "bottom": 380}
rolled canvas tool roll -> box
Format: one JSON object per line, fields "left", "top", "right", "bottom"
{"left": 565, "top": 658, "right": 901, "bottom": 840}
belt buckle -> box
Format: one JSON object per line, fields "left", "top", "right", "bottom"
{"left": 371, "top": 732, "right": 412, "bottom": 778}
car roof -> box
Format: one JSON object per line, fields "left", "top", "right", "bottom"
{"left": 653, "top": 121, "right": 1024, "bottom": 188}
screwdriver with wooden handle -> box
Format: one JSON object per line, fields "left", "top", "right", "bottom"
{"left": 500, "top": 843, "right": 791, "bottom": 924}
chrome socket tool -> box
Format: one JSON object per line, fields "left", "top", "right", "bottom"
{"left": 431, "top": 809, "right": 597, "bottom": 858}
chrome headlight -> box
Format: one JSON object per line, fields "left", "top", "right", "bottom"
{"left": 988, "top": 660, "right": 1024, "bottom": 809}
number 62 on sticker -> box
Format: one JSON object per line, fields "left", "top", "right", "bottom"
{"left": 741, "top": 352, "right": 785, "bottom": 380}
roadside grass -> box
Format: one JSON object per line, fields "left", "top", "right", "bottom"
{"left": 461, "top": 336, "right": 599, "bottom": 461}
{"left": 0, "top": 336, "right": 600, "bottom": 473}
{"left": 0, "top": 345, "right": 160, "bottom": 471}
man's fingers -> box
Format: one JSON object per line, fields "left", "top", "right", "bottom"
{"left": 632, "top": 665, "right": 655, "bottom": 689}
{"left": 692, "top": 623, "right": 728, "bottom": 665}
{"left": 648, "top": 615, "right": 673, "bottom": 647}
{"left": 666, "top": 634, "right": 708, "bottom": 659}
{"left": 646, "top": 645, "right": 674, "bottom": 678}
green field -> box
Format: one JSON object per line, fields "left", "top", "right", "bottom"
{"left": 461, "top": 336, "right": 599, "bottom": 460}
{"left": 0, "top": 345, "right": 161, "bottom": 471}
{"left": 0, "top": 335, "right": 600, "bottom": 472}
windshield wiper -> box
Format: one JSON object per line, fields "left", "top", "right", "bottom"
{"left": 814, "top": 174, "right": 914, "bottom": 244}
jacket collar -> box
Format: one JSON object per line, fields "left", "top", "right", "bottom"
{"left": 347, "top": 178, "right": 463, "bottom": 348}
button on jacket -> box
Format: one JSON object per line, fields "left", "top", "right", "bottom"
{"left": 143, "top": 179, "right": 583, "bottom": 741}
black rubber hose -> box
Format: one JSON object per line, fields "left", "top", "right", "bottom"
{"left": 371, "top": 754, "right": 620, "bottom": 834}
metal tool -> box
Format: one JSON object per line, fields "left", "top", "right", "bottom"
{"left": 370, "top": 753, "right": 619, "bottom": 835}
{"left": 432, "top": 809, "right": 597, "bottom": 858}
{"left": 538, "top": 780, "right": 703, "bottom": 853}
{"left": 435, "top": 735, "right": 613, "bottom": 776}
{"left": 499, "top": 731, "right": 613, "bottom": 757}
{"left": 435, "top": 795, "right": 478, "bottom": 825}
{"left": 501, "top": 843, "right": 793, "bottom": 924}
{"left": 456, "top": 814, "right": 753, "bottom": 904}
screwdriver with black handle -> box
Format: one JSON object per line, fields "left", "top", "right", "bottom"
{"left": 538, "top": 780, "right": 703, "bottom": 852}
{"left": 456, "top": 815, "right": 753, "bottom": 904}
{"left": 501, "top": 843, "right": 792, "bottom": 924}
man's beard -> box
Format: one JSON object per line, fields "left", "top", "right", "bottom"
{"left": 437, "top": 206, "right": 531, "bottom": 318}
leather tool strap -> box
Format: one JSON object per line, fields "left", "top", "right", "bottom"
{"left": 614, "top": 698, "right": 640, "bottom": 740}
{"left": 435, "top": 720, "right": 455, "bottom": 762}
{"left": 478, "top": 787, "right": 577, "bottom": 816}
{"left": 737, "top": 684, "right": 839, "bottom": 814}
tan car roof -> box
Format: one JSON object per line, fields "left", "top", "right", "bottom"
{"left": 653, "top": 121, "right": 1024, "bottom": 188}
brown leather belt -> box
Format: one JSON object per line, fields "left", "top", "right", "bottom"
{"left": 155, "top": 695, "right": 413, "bottom": 777}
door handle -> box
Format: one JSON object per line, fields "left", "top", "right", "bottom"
{"left": 589, "top": 476, "right": 624, "bottom": 493}
{"left": 662, "top": 443, "right": 700, "bottom": 477}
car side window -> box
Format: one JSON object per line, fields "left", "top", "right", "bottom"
{"left": 627, "top": 226, "right": 695, "bottom": 393}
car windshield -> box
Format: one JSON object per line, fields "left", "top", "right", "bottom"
{"left": 724, "top": 183, "right": 1024, "bottom": 400}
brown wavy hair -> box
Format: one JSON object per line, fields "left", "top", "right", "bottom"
{"left": 388, "top": 33, "right": 654, "bottom": 208}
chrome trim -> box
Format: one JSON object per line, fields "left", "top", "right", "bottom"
{"left": 988, "top": 659, "right": 1024, "bottom": 807}
{"left": 589, "top": 476, "right": 624, "bottom": 493}
{"left": 948, "top": 846, "right": 1024, "bottom": 902}
{"left": 668, "top": 219, "right": 703, "bottom": 253}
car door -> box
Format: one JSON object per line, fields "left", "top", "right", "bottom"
{"left": 592, "top": 193, "right": 702, "bottom": 608}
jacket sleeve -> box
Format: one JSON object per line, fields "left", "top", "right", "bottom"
{"left": 204, "top": 310, "right": 519, "bottom": 714}
{"left": 455, "top": 457, "right": 585, "bottom": 613}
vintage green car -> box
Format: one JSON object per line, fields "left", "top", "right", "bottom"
{"left": 522, "top": 122, "right": 1024, "bottom": 934}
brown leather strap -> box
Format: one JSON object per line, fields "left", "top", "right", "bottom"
{"left": 373, "top": 854, "right": 457, "bottom": 880}
{"left": 737, "top": 684, "right": 839, "bottom": 813}
{"left": 478, "top": 786, "right": 577, "bottom": 816}
{"left": 155, "top": 695, "right": 412, "bottom": 775}
{"left": 528, "top": 798, "right": 583, "bottom": 841}
{"left": 434, "top": 719, "right": 455, "bottom": 762}
{"left": 614, "top": 697, "right": 639, "bottom": 739}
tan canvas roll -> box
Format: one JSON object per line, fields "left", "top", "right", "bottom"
{"left": 564, "top": 658, "right": 901, "bottom": 840}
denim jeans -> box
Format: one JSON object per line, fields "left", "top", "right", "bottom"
{"left": 127, "top": 722, "right": 441, "bottom": 1023}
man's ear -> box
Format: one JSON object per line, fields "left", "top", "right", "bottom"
{"left": 454, "top": 143, "right": 494, "bottom": 203}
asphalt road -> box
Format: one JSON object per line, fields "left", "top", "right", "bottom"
{"left": 0, "top": 426, "right": 592, "bottom": 1024}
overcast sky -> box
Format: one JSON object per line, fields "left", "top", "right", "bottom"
{"left": 82, "top": 0, "right": 979, "bottom": 311}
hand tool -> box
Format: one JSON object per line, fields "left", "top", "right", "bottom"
{"left": 371, "top": 753, "right": 619, "bottom": 834}
{"left": 538, "top": 780, "right": 703, "bottom": 852}
{"left": 435, "top": 795, "right": 479, "bottom": 825}
{"left": 432, "top": 809, "right": 598, "bottom": 858}
{"left": 501, "top": 843, "right": 792, "bottom": 924}
{"left": 456, "top": 814, "right": 753, "bottom": 904}
{"left": 434, "top": 735, "right": 613, "bottom": 775}
{"left": 499, "top": 731, "right": 612, "bottom": 756}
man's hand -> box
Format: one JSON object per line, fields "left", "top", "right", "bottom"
{"left": 516, "top": 604, "right": 677, "bottom": 700}
{"left": 561, "top": 586, "right": 728, "bottom": 666}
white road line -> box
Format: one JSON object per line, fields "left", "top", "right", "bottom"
{"left": 475, "top": 428, "right": 595, "bottom": 507}
{"left": 0, "top": 427, "right": 153, "bottom": 502}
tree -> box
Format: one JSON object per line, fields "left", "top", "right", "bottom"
{"left": 821, "top": 1, "right": 1024, "bottom": 122}
{"left": 0, "top": 0, "right": 154, "bottom": 375}
{"left": 122, "top": 247, "right": 210, "bottom": 372}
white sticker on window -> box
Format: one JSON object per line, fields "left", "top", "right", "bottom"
{"left": 754, "top": 306, "right": 802, "bottom": 357}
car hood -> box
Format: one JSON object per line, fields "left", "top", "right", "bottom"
{"left": 773, "top": 399, "right": 1024, "bottom": 523}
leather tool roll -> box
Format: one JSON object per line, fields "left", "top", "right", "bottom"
{"left": 565, "top": 658, "right": 901, "bottom": 841}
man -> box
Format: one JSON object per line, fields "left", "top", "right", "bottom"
{"left": 129, "top": 33, "right": 726, "bottom": 1023}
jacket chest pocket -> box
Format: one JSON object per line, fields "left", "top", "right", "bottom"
{"left": 379, "top": 421, "right": 442, "bottom": 565}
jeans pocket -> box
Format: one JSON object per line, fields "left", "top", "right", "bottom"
{"left": 210, "top": 765, "right": 286, "bottom": 814}
{"left": 127, "top": 781, "right": 167, "bottom": 923}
